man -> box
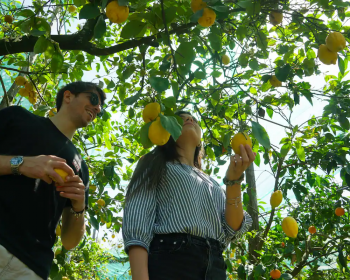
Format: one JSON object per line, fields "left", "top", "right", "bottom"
{"left": 0, "top": 81, "right": 106, "bottom": 280}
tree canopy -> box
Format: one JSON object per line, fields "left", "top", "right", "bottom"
{"left": 1, "top": 0, "right": 350, "bottom": 278}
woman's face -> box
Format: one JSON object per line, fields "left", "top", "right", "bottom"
{"left": 176, "top": 113, "right": 202, "bottom": 147}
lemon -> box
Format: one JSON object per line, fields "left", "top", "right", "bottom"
{"left": 270, "top": 75, "right": 282, "bottom": 87}
{"left": 326, "top": 32, "right": 346, "bottom": 52}
{"left": 15, "top": 76, "right": 27, "bottom": 86}
{"left": 56, "top": 225, "right": 61, "bottom": 236}
{"left": 269, "top": 11, "right": 283, "bottom": 26}
{"left": 270, "top": 190, "right": 283, "bottom": 208}
{"left": 68, "top": 5, "right": 77, "bottom": 13}
{"left": 198, "top": 8, "right": 216, "bottom": 28}
{"left": 4, "top": 15, "right": 13, "bottom": 24}
{"left": 282, "top": 217, "right": 298, "bottom": 238}
{"left": 49, "top": 108, "right": 57, "bottom": 117}
{"left": 222, "top": 54, "right": 230, "bottom": 65}
{"left": 50, "top": 169, "right": 68, "bottom": 182}
{"left": 270, "top": 269, "right": 282, "bottom": 280}
{"left": 142, "top": 102, "right": 160, "bottom": 123}
{"left": 62, "top": 277, "right": 69, "bottom": 280}
{"left": 89, "top": 185, "right": 97, "bottom": 192}
{"left": 106, "top": 1, "right": 129, "bottom": 24}
{"left": 318, "top": 44, "right": 337, "bottom": 65}
{"left": 335, "top": 207, "right": 345, "bottom": 216}
{"left": 24, "top": 82, "right": 34, "bottom": 91}
{"left": 191, "top": 0, "right": 207, "bottom": 13}
{"left": 148, "top": 117, "right": 171, "bottom": 146}
{"left": 18, "top": 88, "right": 30, "bottom": 97}
{"left": 231, "top": 132, "right": 252, "bottom": 155}
{"left": 97, "top": 198, "right": 106, "bottom": 207}
{"left": 112, "top": 234, "right": 115, "bottom": 238}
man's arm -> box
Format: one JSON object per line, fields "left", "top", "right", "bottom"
{"left": 0, "top": 155, "right": 74, "bottom": 184}
{"left": 61, "top": 207, "right": 85, "bottom": 250}
{"left": 58, "top": 175, "right": 86, "bottom": 250}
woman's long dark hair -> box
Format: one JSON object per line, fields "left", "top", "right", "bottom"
{"left": 125, "top": 111, "right": 203, "bottom": 200}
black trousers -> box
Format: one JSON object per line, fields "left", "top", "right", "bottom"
{"left": 148, "top": 233, "right": 227, "bottom": 280}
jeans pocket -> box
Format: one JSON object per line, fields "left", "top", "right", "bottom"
{"left": 149, "top": 237, "right": 187, "bottom": 254}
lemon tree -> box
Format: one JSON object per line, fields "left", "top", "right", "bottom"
{"left": 1, "top": 0, "right": 350, "bottom": 279}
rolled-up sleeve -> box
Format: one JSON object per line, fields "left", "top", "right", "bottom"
{"left": 221, "top": 211, "right": 253, "bottom": 245}
{"left": 122, "top": 176, "right": 156, "bottom": 255}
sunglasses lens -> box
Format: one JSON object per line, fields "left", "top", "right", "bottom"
{"left": 90, "top": 94, "right": 99, "bottom": 106}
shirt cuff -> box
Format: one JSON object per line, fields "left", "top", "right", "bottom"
{"left": 223, "top": 211, "right": 253, "bottom": 240}
{"left": 124, "top": 239, "right": 150, "bottom": 255}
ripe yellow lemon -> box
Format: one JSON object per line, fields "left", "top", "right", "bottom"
{"left": 269, "top": 11, "right": 283, "bottom": 26}
{"left": 50, "top": 169, "right": 68, "bottom": 182}
{"left": 318, "top": 44, "right": 337, "bottom": 65}
{"left": 282, "top": 217, "right": 298, "bottom": 238}
{"left": 326, "top": 32, "right": 346, "bottom": 52}
{"left": 4, "top": 15, "right": 13, "bottom": 24}
{"left": 18, "top": 88, "right": 30, "bottom": 97}
{"left": 270, "top": 75, "right": 282, "bottom": 87}
{"left": 191, "top": 0, "right": 207, "bottom": 13}
{"left": 106, "top": 1, "right": 129, "bottom": 24}
{"left": 56, "top": 225, "right": 61, "bottom": 236}
{"left": 142, "top": 102, "right": 160, "bottom": 123}
{"left": 68, "top": 5, "right": 77, "bottom": 13}
{"left": 15, "top": 76, "right": 27, "bottom": 86}
{"left": 231, "top": 132, "right": 252, "bottom": 156}
{"left": 97, "top": 198, "right": 106, "bottom": 207}
{"left": 222, "top": 54, "right": 230, "bottom": 65}
{"left": 198, "top": 8, "right": 216, "bottom": 28}
{"left": 49, "top": 108, "right": 57, "bottom": 117}
{"left": 62, "top": 277, "right": 69, "bottom": 280}
{"left": 270, "top": 190, "right": 283, "bottom": 208}
{"left": 148, "top": 117, "right": 171, "bottom": 146}
{"left": 112, "top": 234, "right": 115, "bottom": 238}
{"left": 24, "top": 82, "right": 34, "bottom": 91}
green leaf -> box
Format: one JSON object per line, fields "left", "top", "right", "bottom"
{"left": 194, "top": 70, "right": 206, "bottom": 79}
{"left": 121, "top": 21, "right": 147, "bottom": 39}
{"left": 90, "top": 216, "right": 99, "bottom": 230}
{"left": 140, "top": 122, "right": 153, "bottom": 149}
{"left": 280, "top": 143, "right": 291, "bottom": 157}
{"left": 206, "top": 146, "right": 215, "bottom": 161}
{"left": 208, "top": 33, "right": 222, "bottom": 51}
{"left": 249, "top": 59, "right": 259, "bottom": 71}
{"left": 33, "top": 36, "right": 48, "bottom": 54}
{"left": 251, "top": 121, "right": 270, "bottom": 149}
{"left": 237, "top": 264, "right": 246, "bottom": 278}
{"left": 149, "top": 76, "right": 169, "bottom": 93}
{"left": 175, "top": 42, "right": 196, "bottom": 65}
{"left": 243, "top": 192, "right": 250, "bottom": 206}
{"left": 160, "top": 115, "right": 182, "bottom": 141}
{"left": 79, "top": 3, "right": 100, "bottom": 19}
{"left": 171, "top": 81, "right": 179, "bottom": 99}
{"left": 123, "top": 93, "right": 140, "bottom": 105}
{"left": 223, "top": 133, "right": 231, "bottom": 148}
{"left": 294, "top": 92, "right": 300, "bottom": 105}
{"left": 128, "top": 108, "right": 135, "bottom": 118}
{"left": 118, "top": 0, "right": 129, "bottom": 6}
{"left": 236, "top": 26, "right": 247, "bottom": 41}
{"left": 275, "top": 64, "right": 291, "bottom": 82}
{"left": 51, "top": 52, "right": 64, "bottom": 73}
{"left": 211, "top": 70, "right": 222, "bottom": 78}
{"left": 94, "top": 15, "right": 106, "bottom": 39}
{"left": 17, "top": 9, "right": 35, "bottom": 17}
{"left": 254, "top": 152, "right": 260, "bottom": 166}
{"left": 163, "top": 96, "right": 176, "bottom": 108}
{"left": 338, "top": 113, "right": 350, "bottom": 130}
{"left": 74, "top": 0, "right": 86, "bottom": 6}
{"left": 225, "top": 259, "right": 233, "bottom": 273}
{"left": 190, "top": 9, "right": 204, "bottom": 22}
{"left": 281, "top": 273, "right": 293, "bottom": 280}
{"left": 246, "top": 1, "right": 261, "bottom": 16}
{"left": 295, "top": 141, "right": 305, "bottom": 162}
{"left": 338, "top": 56, "right": 345, "bottom": 76}
{"left": 266, "top": 107, "right": 273, "bottom": 118}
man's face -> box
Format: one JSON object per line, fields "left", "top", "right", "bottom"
{"left": 65, "top": 90, "right": 103, "bottom": 128}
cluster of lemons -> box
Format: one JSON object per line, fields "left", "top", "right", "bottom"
{"left": 142, "top": 102, "right": 170, "bottom": 146}
{"left": 15, "top": 76, "right": 38, "bottom": 105}
{"left": 318, "top": 32, "right": 346, "bottom": 65}
{"left": 191, "top": 0, "right": 216, "bottom": 28}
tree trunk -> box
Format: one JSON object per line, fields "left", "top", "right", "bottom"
{"left": 246, "top": 163, "right": 260, "bottom": 263}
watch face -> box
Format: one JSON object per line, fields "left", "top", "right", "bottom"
{"left": 11, "top": 157, "right": 23, "bottom": 165}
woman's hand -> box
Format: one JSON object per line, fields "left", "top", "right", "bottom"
{"left": 226, "top": 144, "right": 256, "bottom": 181}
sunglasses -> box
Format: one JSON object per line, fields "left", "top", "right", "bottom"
{"left": 83, "top": 91, "right": 104, "bottom": 118}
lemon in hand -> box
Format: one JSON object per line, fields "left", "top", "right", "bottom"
{"left": 50, "top": 169, "right": 68, "bottom": 182}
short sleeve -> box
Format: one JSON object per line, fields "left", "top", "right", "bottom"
{"left": 122, "top": 175, "right": 156, "bottom": 255}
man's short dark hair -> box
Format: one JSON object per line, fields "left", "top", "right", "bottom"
{"left": 56, "top": 81, "right": 106, "bottom": 111}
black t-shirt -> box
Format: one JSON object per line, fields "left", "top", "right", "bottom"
{"left": 0, "top": 106, "right": 89, "bottom": 279}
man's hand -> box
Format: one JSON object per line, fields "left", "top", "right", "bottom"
{"left": 19, "top": 155, "right": 75, "bottom": 185}
{"left": 56, "top": 175, "right": 85, "bottom": 212}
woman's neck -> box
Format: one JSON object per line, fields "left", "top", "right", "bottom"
{"left": 176, "top": 144, "right": 196, "bottom": 166}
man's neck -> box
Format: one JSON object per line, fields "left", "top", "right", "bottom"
{"left": 49, "top": 112, "right": 77, "bottom": 140}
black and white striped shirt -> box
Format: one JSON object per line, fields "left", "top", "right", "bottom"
{"left": 122, "top": 162, "right": 253, "bottom": 254}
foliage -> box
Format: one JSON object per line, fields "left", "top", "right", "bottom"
{"left": 1, "top": 0, "right": 350, "bottom": 278}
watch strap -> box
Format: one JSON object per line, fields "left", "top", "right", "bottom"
{"left": 223, "top": 173, "right": 245, "bottom": 186}
{"left": 10, "top": 156, "right": 23, "bottom": 176}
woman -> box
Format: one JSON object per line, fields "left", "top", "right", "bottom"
{"left": 122, "top": 111, "right": 255, "bottom": 280}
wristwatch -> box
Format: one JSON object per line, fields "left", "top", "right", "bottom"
{"left": 10, "top": 156, "right": 24, "bottom": 175}
{"left": 223, "top": 173, "right": 245, "bottom": 186}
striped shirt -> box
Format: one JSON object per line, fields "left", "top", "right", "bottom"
{"left": 122, "top": 162, "right": 253, "bottom": 255}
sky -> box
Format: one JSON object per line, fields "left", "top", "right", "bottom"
{"left": 1, "top": 0, "right": 349, "bottom": 257}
